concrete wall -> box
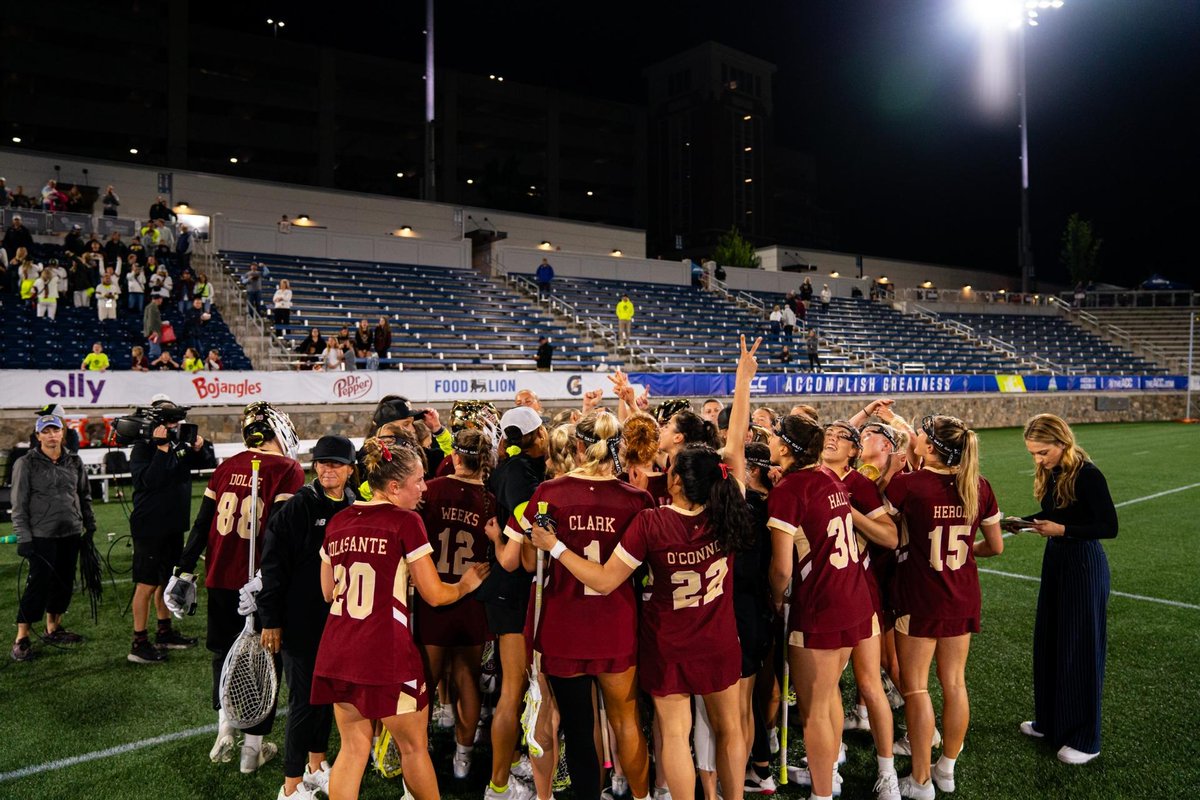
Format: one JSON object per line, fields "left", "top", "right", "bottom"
{"left": 496, "top": 246, "right": 691, "bottom": 285}
{"left": 0, "top": 147, "right": 645, "bottom": 257}
{"left": 756, "top": 245, "right": 1017, "bottom": 292}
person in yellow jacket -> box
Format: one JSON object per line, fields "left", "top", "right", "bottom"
{"left": 615, "top": 294, "right": 635, "bottom": 345}
{"left": 182, "top": 347, "right": 205, "bottom": 373}
{"left": 81, "top": 342, "right": 110, "bottom": 371}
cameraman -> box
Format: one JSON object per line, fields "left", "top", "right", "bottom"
{"left": 127, "top": 396, "right": 212, "bottom": 664}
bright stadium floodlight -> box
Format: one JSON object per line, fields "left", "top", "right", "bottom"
{"left": 961, "top": 0, "right": 1066, "bottom": 293}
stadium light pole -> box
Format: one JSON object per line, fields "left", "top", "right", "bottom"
{"left": 423, "top": 0, "right": 436, "bottom": 202}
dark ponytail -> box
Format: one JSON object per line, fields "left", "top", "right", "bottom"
{"left": 777, "top": 414, "right": 823, "bottom": 472}
{"left": 672, "top": 445, "right": 754, "bottom": 553}
{"left": 672, "top": 410, "right": 720, "bottom": 449}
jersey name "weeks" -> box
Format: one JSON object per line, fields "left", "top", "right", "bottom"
{"left": 328, "top": 536, "right": 389, "bottom": 557}
{"left": 441, "top": 506, "right": 480, "bottom": 527}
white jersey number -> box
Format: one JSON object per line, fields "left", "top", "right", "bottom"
{"left": 670, "top": 558, "right": 728, "bottom": 610}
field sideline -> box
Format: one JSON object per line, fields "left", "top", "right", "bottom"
{"left": 0, "top": 421, "right": 1197, "bottom": 800}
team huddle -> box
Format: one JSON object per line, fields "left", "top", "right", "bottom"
{"left": 163, "top": 336, "right": 1012, "bottom": 800}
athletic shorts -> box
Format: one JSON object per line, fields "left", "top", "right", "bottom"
{"left": 485, "top": 601, "right": 528, "bottom": 636}
{"left": 789, "top": 613, "right": 879, "bottom": 651}
{"left": 131, "top": 535, "right": 181, "bottom": 586}
{"left": 206, "top": 588, "right": 246, "bottom": 655}
{"left": 639, "top": 642, "right": 740, "bottom": 698}
{"left": 894, "top": 614, "right": 979, "bottom": 639}
{"left": 414, "top": 597, "right": 489, "bottom": 647}
{"left": 311, "top": 676, "right": 428, "bottom": 720}
{"left": 543, "top": 652, "right": 637, "bottom": 678}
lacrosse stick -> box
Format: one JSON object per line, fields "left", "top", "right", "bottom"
{"left": 519, "top": 501, "right": 551, "bottom": 757}
{"left": 220, "top": 458, "right": 278, "bottom": 729}
{"left": 374, "top": 729, "right": 404, "bottom": 779}
{"left": 599, "top": 691, "right": 613, "bottom": 769}
{"left": 779, "top": 580, "right": 792, "bottom": 785}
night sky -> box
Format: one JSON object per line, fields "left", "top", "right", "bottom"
{"left": 196, "top": 1, "right": 1199, "bottom": 287}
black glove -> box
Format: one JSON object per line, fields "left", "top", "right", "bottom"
{"left": 16, "top": 541, "right": 34, "bottom": 559}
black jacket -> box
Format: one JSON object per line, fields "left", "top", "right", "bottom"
{"left": 129, "top": 438, "right": 213, "bottom": 539}
{"left": 257, "top": 480, "right": 356, "bottom": 657}
{"left": 11, "top": 447, "right": 95, "bottom": 544}
{"left": 478, "top": 453, "right": 544, "bottom": 606}
{"left": 1022, "top": 461, "right": 1118, "bottom": 541}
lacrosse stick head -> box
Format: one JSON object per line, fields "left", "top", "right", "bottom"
{"left": 219, "top": 628, "right": 278, "bottom": 729}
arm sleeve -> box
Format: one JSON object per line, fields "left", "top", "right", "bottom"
{"left": 10, "top": 458, "right": 31, "bottom": 544}
{"left": 257, "top": 492, "right": 303, "bottom": 629}
{"left": 434, "top": 426, "right": 453, "bottom": 457}
{"left": 1064, "top": 466, "right": 1119, "bottom": 541}
{"left": 76, "top": 459, "right": 96, "bottom": 533}
{"left": 131, "top": 443, "right": 176, "bottom": 492}
{"left": 179, "top": 496, "right": 217, "bottom": 574}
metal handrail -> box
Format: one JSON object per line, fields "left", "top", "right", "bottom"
{"left": 1051, "top": 294, "right": 1175, "bottom": 369}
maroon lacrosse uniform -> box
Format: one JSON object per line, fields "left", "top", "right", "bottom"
{"left": 507, "top": 476, "right": 653, "bottom": 676}
{"left": 619, "top": 471, "right": 670, "bottom": 506}
{"left": 615, "top": 505, "right": 740, "bottom": 696}
{"left": 312, "top": 503, "right": 434, "bottom": 719}
{"left": 201, "top": 450, "right": 304, "bottom": 590}
{"left": 820, "top": 464, "right": 891, "bottom": 619}
{"left": 768, "top": 466, "right": 876, "bottom": 649}
{"left": 413, "top": 476, "right": 493, "bottom": 647}
{"left": 884, "top": 467, "right": 1001, "bottom": 637}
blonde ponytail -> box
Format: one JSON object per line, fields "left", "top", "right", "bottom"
{"left": 570, "top": 410, "right": 623, "bottom": 477}
{"left": 955, "top": 430, "right": 980, "bottom": 525}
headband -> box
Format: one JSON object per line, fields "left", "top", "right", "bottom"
{"left": 577, "top": 428, "right": 623, "bottom": 475}
{"left": 922, "top": 415, "right": 965, "bottom": 467}
{"left": 453, "top": 444, "right": 485, "bottom": 457}
{"left": 777, "top": 427, "right": 805, "bottom": 455}
{"left": 827, "top": 421, "right": 861, "bottom": 448}
{"left": 863, "top": 423, "right": 898, "bottom": 449}
{"left": 746, "top": 456, "right": 774, "bottom": 470}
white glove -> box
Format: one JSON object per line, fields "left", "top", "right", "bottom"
{"left": 238, "top": 571, "right": 263, "bottom": 617}
{"left": 165, "top": 572, "right": 197, "bottom": 618}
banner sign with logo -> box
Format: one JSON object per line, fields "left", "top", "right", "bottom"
{"left": 1, "top": 371, "right": 1186, "bottom": 410}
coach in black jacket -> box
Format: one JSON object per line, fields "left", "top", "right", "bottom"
{"left": 128, "top": 400, "right": 213, "bottom": 663}
{"left": 255, "top": 435, "right": 357, "bottom": 798}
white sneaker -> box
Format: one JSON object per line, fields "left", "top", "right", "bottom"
{"left": 874, "top": 772, "right": 901, "bottom": 800}
{"left": 1019, "top": 721, "right": 1045, "bottom": 739}
{"left": 932, "top": 762, "right": 955, "bottom": 793}
{"left": 844, "top": 705, "right": 871, "bottom": 732}
{"left": 744, "top": 769, "right": 777, "bottom": 794}
{"left": 896, "top": 775, "right": 934, "bottom": 800}
{"left": 209, "top": 728, "right": 235, "bottom": 763}
{"left": 767, "top": 727, "right": 779, "bottom": 755}
{"left": 612, "top": 775, "right": 629, "bottom": 796}
{"left": 1056, "top": 746, "right": 1099, "bottom": 765}
{"left": 240, "top": 741, "right": 278, "bottom": 774}
{"left": 434, "top": 702, "right": 456, "bottom": 729}
{"left": 510, "top": 754, "right": 533, "bottom": 782}
{"left": 303, "top": 760, "right": 331, "bottom": 794}
{"left": 485, "top": 781, "right": 536, "bottom": 800}
{"left": 453, "top": 749, "right": 473, "bottom": 779}
{"left": 277, "top": 784, "right": 317, "bottom": 800}
{"left": 785, "top": 765, "right": 842, "bottom": 797}
{"left": 893, "top": 729, "right": 941, "bottom": 756}
{"left": 653, "top": 786, "right": 673, "bottom": 800}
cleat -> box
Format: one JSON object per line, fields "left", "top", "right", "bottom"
{"left": 240, "top": 741, "right": 278, "bottom": 774}
{"left": 11, "top": 637, "right": 34, "bottom": 662}
{"left": 453, "top": 750, "right": 472, "bottom": 779}
{"left": 155, "top": 628, "right": 198, "bottom": 649}
{"left": 896, "top": 775, "right": 934, "bottom": 800}
{"left": 128, "top": 639, "right": 168, "bottom": 664}
{"left": 303, "top": 760, "right": 331, "bottom": 794}
{"left": 893, "top": 728, "right": 941, "bottom": 756}
{"left": 874, "top": 772, "right": 901, "bottom": 800}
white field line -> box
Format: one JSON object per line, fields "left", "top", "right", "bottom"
{"left": 0, "top": 724, "right": 218, "bottom": 783}
{"left": 978, "top": 567, "right": 1200, "bottom": 611}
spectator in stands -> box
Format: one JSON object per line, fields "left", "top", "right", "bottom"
{"left": 104, "top": 232, "right": 128, "bottom": 267}
{"left": 130, "top": 345, "right": 150, "bottom": 372}
{"left": 34, "top": 268, "right": 59, "bottom": 320}
{"left": 205, "top": 349, "right": 223, "bottom": 371}
{"left": 82, "top": 240, "right": 105, "bottom": 274}
{"left": 781, "top": 302, "right": 797, "bottom": 339}
{"left": 296, "top": 328, "right": 325, "bottom": 371}
{"left": 154, "top": 219, "right": 174, "bottom": 263}
{"left": 0, "top": 177, "right": 6, "bottom": 206}
{"left": 820, "top": 283, "right": 831, "bottom": 310}
{"left": 335, "top": 325, "right": 356, "bottom": 371}
{"left": 16, "top": 250, "right": 39, "bottom": 306}
{"left": 353, "top": 319, "right": 375, "bottom": 369}
{"left": 175, "top": 224, "right": 193, "bottom": 273}
{"left": 277, "top": 214, "right": 291, "bottom": 233}
{"left": 40, "top": 179, "right": 60, "bottom": 210}
{"left": 184, "top": 298, "right": 211, "bottom": 353}
{"left": 151, "top": 346, "right": 180, "bottom": 370}
{"left": 102, "top": 185, "right": 120, "bottom": 217}
{"left": 175, "top": 268, "right": 196, "bottom": 315}
{"left": 322, "top": 335, "right": 344, "bottom": 371}
{"left": 769, "top": 305, "right": 783, "bottom": 336}
{"left": 536, "top": 336, "right": 554, "bottom": 371}
{"left": 779, "top": 344, "right": 793, "bottom": 367}
{"left": 148, "top": 261, "right": 172, "bottom": 299}
{"left": 144, "top": 294, "right": 164, "bottom": 339}
{"left": 800, "top": 277, "right": 814, "bottom": 302}
{"left": 616, "top": 294, "right": 635, "bottom": 344}
{"left": 535, "top": 257, "right": 555, "bottom": 300}
{"left": 140, "top": 220, "right": 160, "bottom": 252}
{"left": 66, "top": 185, "right": 84, "bottom": 212}
{"left": 81, "top": 342, "right": 109, "bottom": 371}
{"left": 148, "top": 196, "right": 174, "bottom": 222}
{"left": 243, "top": 262, "right": 264, "bottom": 312}
{"left": 806, "top": 329, "right": 821, "bottom": 370}
{"left": 373, "top": 316, "right": 392, "bottom": 366}
{"left": 51, "top": 258, "right": 69, "bottom": 315}
{"left": 64, "top": 225, "right": 86, "bottom": 256}
{"left": 183, "top": 347, "right": 204, "bottom": 373}
{"left": 96, "top": 273, "right": 121, "bottom": 322}
{"left": 68, "top": 258, "right": 93, "bottom": 309}
{"left": 127, "top": 263, "right": 146, "bottom": 315}
{"left": 127, "top": 236, "right": 147, "bottom": 268}
{"left": 3, "top": 214, "right": 34, "bottom": 261}
{"left": 1073, "top": 283, "right": 1086, "bottom": 308}
{"left": 272, "top": 279, "right": 293, "bottom": 333}
{"left": 194, "top": 272, "right": 213, "bottom": 313}
{"left": 714, "top": 262, "right": 727, "bottom": 282}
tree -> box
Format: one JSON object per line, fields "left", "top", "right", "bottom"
{"left": 712, "top": 226, "right": 761, "bottom": 269}
{"left": 1059, "top": 213, "right": 1102, "bottom": 285}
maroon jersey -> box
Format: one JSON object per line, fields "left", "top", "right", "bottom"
{"left": 884, "top": 468, "right": 1001, "bottom": 621}
{"left": 201, "top": 450, "right": 304, "bottom": 590}
{"left": 413, "top": 476, "right": 493, "bottom": 644}
{"left": 821, "top": 464, "right": 890, "bottom": 615}
{"left": 767, "top": 466, "right": 874, "bottom": 635}
{"left": 315, "top": 503, "right": 434, "bottom": 687}
{"left": 615, "top": 506, "right": 738, "bottom": 675}
{"left": 507, "top": 476, "right": 653, "bottom": 669}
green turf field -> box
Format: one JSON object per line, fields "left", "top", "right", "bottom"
{"left": 1, "top": 421, "right": 1198, "bottom": 799}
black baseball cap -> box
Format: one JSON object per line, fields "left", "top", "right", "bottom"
{"left": 312, "top": 435, "right": 356, "bottom": 465}
{"left": 372, "top": 397, "right": 424, "bottom": 428}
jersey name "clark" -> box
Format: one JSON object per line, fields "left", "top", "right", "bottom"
{"left": 567, "top": 514, "right": 616, "bottom": 533}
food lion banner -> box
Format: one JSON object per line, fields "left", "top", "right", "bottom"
{"left": 0, "top": 370, "right": 616, "bottom": 409}
{"left": 0, "top": 370, "right": 1187, "bottom": 410}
